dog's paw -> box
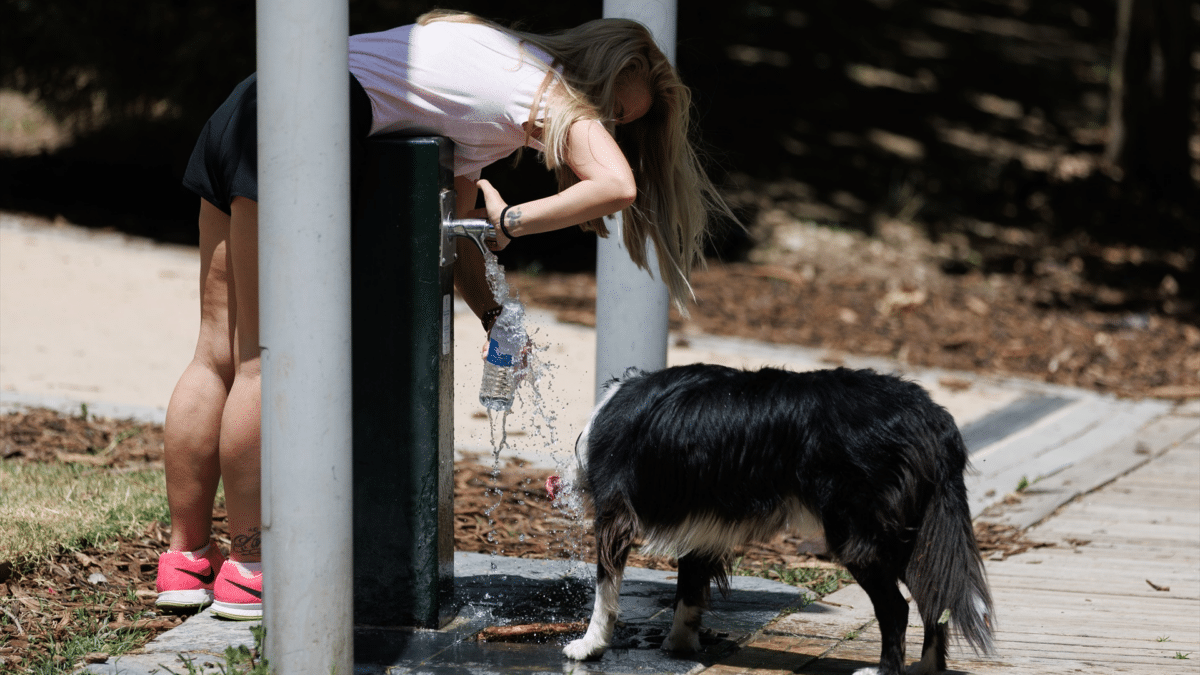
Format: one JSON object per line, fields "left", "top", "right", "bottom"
{"left": 850, "top": 669, "right": 879, "bottom": 675}
{"left": 660, "top": 629, "right": 701, "bottom": 654}
{"left": 563, "top": 636, "right": 607, "bottom": 661}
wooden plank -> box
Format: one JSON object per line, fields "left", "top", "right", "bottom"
{"left": 815, "top": 622, "right": 1192, "bottom": 669}
{"left": 986, "top": 633, "right": 1199, "bottom": 651}
{"left": 976, "top": 413, "right": 1198, "bottom": 528}
{"left": 985, "top": 565, "right": 1199, "bottom": 582}
{"left": 1018, "top": 537, "right": 1198, "bottom": 552}
{"left": 1038, "top": 507, "right": 1200, "bottom": 525}
{"left": 987, "top": 609, "right": 1200, "bottom": 630}
{"left": 995, "top": 569, "right": 1199, "bottom": 585}
{"left": 988, "top": 580, "right": 1200, "bottom": 600}
{"left": 1017, "top": 523, "right": 1200, "bottom": 542}
{"left": 988, "top": 579, "right": 1200, "bottom": 600}
{"left": 986, "top": 555, "right": 1197, "bottom": 573}
{"left": 990, "top": 539, "right": 1196, "bottom": 554}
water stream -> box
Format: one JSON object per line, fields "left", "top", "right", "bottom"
{"left": 478, "top": 251, "right": 590, "bottom": 570}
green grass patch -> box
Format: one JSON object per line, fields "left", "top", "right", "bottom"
{"left": 731, "top": 556, "right": 855, "bottom": 597}
{"left": 0, "top": 461, "right": 169, "bottom": 566}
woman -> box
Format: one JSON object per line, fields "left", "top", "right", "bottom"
{"left": 155, "top": 10, "right": 731, "bottom": 621}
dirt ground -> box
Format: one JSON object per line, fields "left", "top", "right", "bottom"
{"left": 511, "top": 212, "right": 1198, "bottom": 400}
{"left": 1, "top": 210, "right": 1196, "bottom": 669}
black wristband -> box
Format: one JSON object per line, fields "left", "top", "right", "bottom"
{"left": 498, "top": 205, "right": 517, "bottom": 240}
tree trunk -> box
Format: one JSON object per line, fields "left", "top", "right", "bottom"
{"left": 1105, "top": 0, "right": 1195, "bottom": 198}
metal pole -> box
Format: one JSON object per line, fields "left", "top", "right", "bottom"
{"left": 257, "top": 0, "right": 354, "bottom": 671}
{"left": 595, "top": 0, "right": 677, "bottom": 401}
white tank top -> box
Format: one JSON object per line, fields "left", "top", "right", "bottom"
{"left": 349, "top": 21, "right": 555, "bottom": 179}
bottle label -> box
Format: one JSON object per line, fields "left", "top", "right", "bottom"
{"left": 486, "top": 339, "right": 513, "bottom": 367}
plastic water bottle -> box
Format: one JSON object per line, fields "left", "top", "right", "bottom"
{"left": 479, "top": 300, "right": 526, "bottom": 411}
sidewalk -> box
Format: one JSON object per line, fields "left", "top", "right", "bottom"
{"left": 2, "top": 212, "right": 1196, "bottom": 674}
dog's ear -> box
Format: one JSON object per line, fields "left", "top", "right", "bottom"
{"left": 599, "top": 375, "right": 621, "bottom": 393}
{"left": 621, "top": 366, "right": 646, "bottom": 380}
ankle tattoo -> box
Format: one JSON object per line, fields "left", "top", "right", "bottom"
{"left": 231, "top": 527, "right": 262, "bottom": 559}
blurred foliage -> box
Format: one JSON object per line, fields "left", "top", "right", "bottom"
{"left": 1, "top": 0, "right": 1195, "bottom": 271}
{"left": 3, "top": 1, "right": 255, "bottom": 133}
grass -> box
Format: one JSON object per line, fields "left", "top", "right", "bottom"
{"left": 0, "top": 460, "right": 170, "bottom": 567}
{"left": 14, "top": 594, "right": 155, "bottom": 675}
{"left": 0, "top": 459, "right": 173, "bottom": 672}
{"left": 731, "top": 556, "right": 855, "bottom": 598}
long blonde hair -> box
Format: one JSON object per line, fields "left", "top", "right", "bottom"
{"left": 419, "top": 10, "right": 734, "bottom": 311}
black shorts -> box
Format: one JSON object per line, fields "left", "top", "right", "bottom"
{"left": 182, "top": 72, "right": 373, "bottom": 214}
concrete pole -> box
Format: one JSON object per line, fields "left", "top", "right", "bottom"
{"left": 256, "top": 0, "right": 354, "bottom": 672}
{"left": 595, "top": 0, "right": 677, "bottom": 401}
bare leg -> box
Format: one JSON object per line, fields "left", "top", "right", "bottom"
{"left": 221, "top": 196, "right": 262, "bottom": 563}
{"left": 164, "top": 199, "right": 237, "bottom": 553}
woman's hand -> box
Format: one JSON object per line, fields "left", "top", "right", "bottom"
{"left": 472, "top": 179, "right": 512, "bottom": 251}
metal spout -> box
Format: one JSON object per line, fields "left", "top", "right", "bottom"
{"left": 445, "top": 218, "right": 496, "bottom": 256}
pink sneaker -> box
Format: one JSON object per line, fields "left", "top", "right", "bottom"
{"left": 212, "top": 560, "right": 263, "bottom": 620}
{"left": 155, "top": 543, "right": 226, "bottom": 612}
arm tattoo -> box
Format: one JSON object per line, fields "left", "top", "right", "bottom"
{"left": 231, "top": 527, "right": 262, "bottom": 558}
{"left": 505, "top": 206, "right": 522, "bottom": 231}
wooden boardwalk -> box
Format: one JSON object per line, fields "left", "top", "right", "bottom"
{"left": 706, "top": 415, "right": 1199, "bottom": 675}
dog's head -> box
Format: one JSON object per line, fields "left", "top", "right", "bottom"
{"left": 556, "top": 366, "right": 660, "bottom": 504}
{"left": 552, "top": 368, "right": 647, "bottom": 504}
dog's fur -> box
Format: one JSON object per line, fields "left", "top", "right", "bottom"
{"left": 561, "top": 365, "right": 994, "bottom": 675}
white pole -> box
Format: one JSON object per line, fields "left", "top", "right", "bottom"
{"left": 595, "top": 0, "right": 677, "bottom": 401}
{"left": 256, "top": 0, "right": 354, "bottom": 672}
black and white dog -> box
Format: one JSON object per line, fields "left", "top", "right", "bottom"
{"left": 559, "top": 364, "right": 994, "bottom": 675}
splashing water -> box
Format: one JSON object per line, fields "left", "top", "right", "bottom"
{"left": 477, "top": 250, "right": 591, "bottom": 569}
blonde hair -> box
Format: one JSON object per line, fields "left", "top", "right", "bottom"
{"left": 419, "top": 10, "right": 735, "bottom": 311}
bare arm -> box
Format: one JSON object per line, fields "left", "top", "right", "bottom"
{"left": 455, "top": 120, "right": 634, "bottom": 329}
{"left": 478, "top": 119, "right": 636, "bottom": 245}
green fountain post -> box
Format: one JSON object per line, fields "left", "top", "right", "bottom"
{"left": 351, "top": 135, "right": 457, "bottom": 628}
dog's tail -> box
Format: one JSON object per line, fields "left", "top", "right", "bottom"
{"left": 905, "top": 433, "right": 995, "bottom": 655}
